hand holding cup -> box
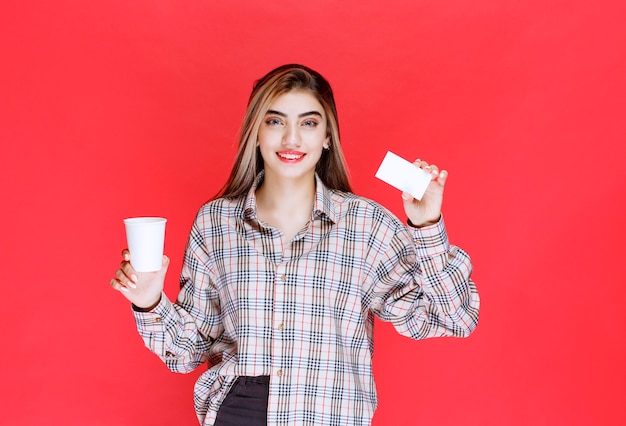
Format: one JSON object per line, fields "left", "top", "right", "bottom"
{"left": 109, "top": 217, "right": 168, "bottom": 310}
{"left": 110, "top": 249, "right": 169, "bottom": 310}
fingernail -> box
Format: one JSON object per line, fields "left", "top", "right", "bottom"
{"left": 131, "top": 274, "right": 138, "bottom": 283}
{"left": 120, "top": 286, "right": 130, "bottom": 292}
{"left": 128, "top": 281, "right": 137, "bottom": 289}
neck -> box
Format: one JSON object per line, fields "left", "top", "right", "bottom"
{"left": 256, "top": 173, "right": 316, "bottom": 212}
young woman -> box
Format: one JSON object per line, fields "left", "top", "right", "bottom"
{"left": 110, "top": 64, "right": 480, "bottom": 426}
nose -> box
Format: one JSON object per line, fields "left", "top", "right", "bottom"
{"left": 282, "top": 122, "right": 301, "bottom": 146}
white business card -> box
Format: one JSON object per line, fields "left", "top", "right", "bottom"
{"left": 375, "top": 151, "right": 432, "bottom": 200}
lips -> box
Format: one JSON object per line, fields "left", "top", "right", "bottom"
{"left": 277, "top": 150, "right": 305, "bottom": 162}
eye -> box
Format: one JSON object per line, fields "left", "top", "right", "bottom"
{"left": 302, "top": 119, "right": 318, "bottom": 127}
{"left": 265, "top": 117, "right": 283, "bottom": 126}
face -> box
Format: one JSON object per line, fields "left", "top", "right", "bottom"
{"left": 257, "top": 90, "right": 330, "bottom": 183}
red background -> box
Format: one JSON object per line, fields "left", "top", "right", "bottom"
{"left": 1, "top": 0, "right": 625, "bottom": 425}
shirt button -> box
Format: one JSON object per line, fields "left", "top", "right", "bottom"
{"left": 276, "top": 369, "right": 283, "bottom": 377}
{"left": 281, "top": 275, "right": 287, "bottom": 282}
{"left": 155, "top": 317, "right": 162, "bottom": 323}
{"left": 278, "top": 324, "right": 284, "bottom": 331}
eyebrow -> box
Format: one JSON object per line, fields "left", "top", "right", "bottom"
{"left": 266, "top": 109, "right": 323, "bottom": 119}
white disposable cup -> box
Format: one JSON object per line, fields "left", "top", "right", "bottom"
{"left": 123, "top": 217, "right": 167, "bottom": 272}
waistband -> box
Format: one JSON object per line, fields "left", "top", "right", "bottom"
{"left": 238, "top": 375, "right": 270, "bottom": 385}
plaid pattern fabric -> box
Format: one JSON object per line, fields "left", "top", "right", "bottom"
{"left": 134, "top": 173, "right": 479, "bottom": 426}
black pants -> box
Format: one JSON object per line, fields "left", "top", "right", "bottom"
{"left": 213, "top": 376, "right": 270, "bottom": 426}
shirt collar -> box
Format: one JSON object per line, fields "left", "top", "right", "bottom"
{"left": 313, "top": 174, "right": 337, "bottom": 224}
{"left": 242, "top": 171, "right": 337, "bottom": 224}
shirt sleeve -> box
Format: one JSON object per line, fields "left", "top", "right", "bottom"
{"left": 132, "top": 216, "right": 223, "bottom": 374}
{"left": 366, "top": 215, "right": 480, "bottom": 339}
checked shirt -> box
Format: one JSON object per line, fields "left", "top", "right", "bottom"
{"left": 133, "top": 173, "right": 480, "bottom": 425}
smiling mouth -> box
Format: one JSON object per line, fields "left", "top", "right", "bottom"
{"left": 277, "top": 151, "right": 305, "bottom": 162}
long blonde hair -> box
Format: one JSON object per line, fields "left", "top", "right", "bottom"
{"left": 215, "top": 64, "right": 352, "bottom": 199}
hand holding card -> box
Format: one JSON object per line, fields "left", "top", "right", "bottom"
{"left": 375, "top": 151, "right": 433, "bottom": 200}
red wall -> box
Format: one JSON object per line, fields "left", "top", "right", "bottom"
{"left": 2, "top": 1, "right": 625, "bottom": 424}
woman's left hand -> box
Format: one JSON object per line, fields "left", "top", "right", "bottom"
{"left": 402, "top": 159, "right": 448, "bottom": 227}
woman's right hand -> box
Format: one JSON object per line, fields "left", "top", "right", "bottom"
{"left": 109, "top": 249, "right": 170, "bottom": 310}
